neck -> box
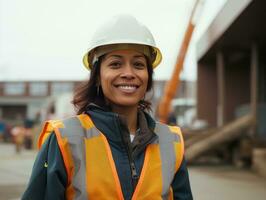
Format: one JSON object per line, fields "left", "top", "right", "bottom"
{"left": 111, "top": 105, "right": 138, "bottom": 134}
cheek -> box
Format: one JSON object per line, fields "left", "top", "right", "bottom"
{"left": 100, "top": 75, "right": 109, "bottom": 92}
{"left": 100, "top": 70, "right": 113, "bottom": 95}
{"left": 142, "top": 71, "right": 149, "bottom": 90}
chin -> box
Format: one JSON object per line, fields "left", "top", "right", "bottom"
{"left": 111, "top": 99, "right": 140, "bottom": 108}
{"left": 117, "top": 102, "right": 139, "bottom": 107}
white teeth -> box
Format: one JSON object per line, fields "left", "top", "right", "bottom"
{"left": 119, "top": 85, "right": 136, "bottom": 89}
{"left": 117, "top": 85, "right": 138, "bottom": 93}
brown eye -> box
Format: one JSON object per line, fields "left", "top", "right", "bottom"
{"left": 134, "top": 62, "right": 146, "bottom": 69}
{"left": 109, "top": 61, "right": 122, "bottom": 69}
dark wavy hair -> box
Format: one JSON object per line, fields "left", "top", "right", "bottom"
{"left": 72, "top": 56, "right": 154, "bottom": 114}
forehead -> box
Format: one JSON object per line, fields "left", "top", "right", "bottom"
{"left": 104, "top": 49, "right": 146, "bottom": 59}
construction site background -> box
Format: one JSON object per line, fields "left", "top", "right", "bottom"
{"left": 1, "top": 0, "right": 266, "bottom": 199}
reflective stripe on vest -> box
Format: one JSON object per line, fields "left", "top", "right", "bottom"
{"left": 38, "top": 114, "right": 184, "bottom": 200}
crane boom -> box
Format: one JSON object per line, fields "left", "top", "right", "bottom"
{"left": 158, "top": 0, "right": 201, "bottom": 123}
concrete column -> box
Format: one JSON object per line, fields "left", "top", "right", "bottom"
{"left": 216, "top": 51, "right": 225, "bottom": 127}
{"left": 250, "top": 43, "right": 258, "bottom": 135}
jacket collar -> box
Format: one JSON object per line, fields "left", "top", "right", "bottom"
{"left": 85, "top": 103, "right": 157, "bottom": 150}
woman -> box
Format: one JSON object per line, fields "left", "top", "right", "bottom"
{"left": 22, "top": 14, "right": 193, "bottom": 200}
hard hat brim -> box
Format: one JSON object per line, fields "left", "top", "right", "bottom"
{"left": 82, "top": 43, "right": 162, "bottom": 70}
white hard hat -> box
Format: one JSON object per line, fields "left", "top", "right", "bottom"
{"left": 83, "top": 14, "right": 162, "bottom": 70}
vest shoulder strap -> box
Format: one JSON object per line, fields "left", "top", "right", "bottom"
{"left": 154, "top": 122, "right": 184, "bottom": 171}
{"left": 37, "top": 114, "right": 94, "bottom": 193}
{"left": 37, "top": 114, "right": 94, "bottom": 149}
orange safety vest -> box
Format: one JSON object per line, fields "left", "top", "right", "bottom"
{"left": 38, "top": 114, "right": 184, "bottom": 200}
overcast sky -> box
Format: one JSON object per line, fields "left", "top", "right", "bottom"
{"left": 0, "top": 0, "right": 226, "bottom": 81}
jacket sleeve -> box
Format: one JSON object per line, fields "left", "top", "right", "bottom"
{"left": 21, "top": 133, "right": 67, "bottom": 200}
{"left": 171, "top": 157, "right": 193, "bottom": 200}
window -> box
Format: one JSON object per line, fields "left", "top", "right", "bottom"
{"left": 4, "top": 82, "right": 25, "bottom": 95}
{"left": 29, "top": 82, "right": 48, "bottom": 96}
{"left": 51, "top": 82, "right": 74, "bottom": 95}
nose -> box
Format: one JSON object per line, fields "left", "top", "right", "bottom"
{"left": 120, "top": 63, "right": 135, "bottom": 79}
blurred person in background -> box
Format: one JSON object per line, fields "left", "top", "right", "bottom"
{"left": 22, "top": 14, "right": 193, "bottom": 200}
{"left": 24, "top": 119, "right": 35, "bottom": 149}
{"left": 11, "top": 123, "right": 25, "bottom": 153}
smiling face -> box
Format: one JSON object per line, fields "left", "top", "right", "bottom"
{"left": 99, "top": 49, "right": 149, "bottom": 110}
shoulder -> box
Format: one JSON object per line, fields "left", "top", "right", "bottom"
{"left": 37, "top": 119, "right": 64, "bottom": 149}
{"left": 154, "top": 122, "right": 184, "bottom": 144}
{"left": 38, "top": 114, "right": 95, "bottom": 148}
{"left": 154, "top": 121, "right": 183, "bottom": 136}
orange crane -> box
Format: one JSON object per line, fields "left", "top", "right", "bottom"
{"left": 158, "top": 0, "right": 202, "bottom": 123}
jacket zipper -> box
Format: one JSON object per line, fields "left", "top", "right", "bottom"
{"left": 115, "top": 114, "right": 139, "bottom": 189}
{"left": 130, "top": 160, "right": 139, "bottom": 188}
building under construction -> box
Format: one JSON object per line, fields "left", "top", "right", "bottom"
{"left": 185, "top": 0, "right": 265, "bottom": 177}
